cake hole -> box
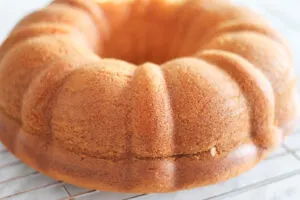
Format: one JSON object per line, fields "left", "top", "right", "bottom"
{"left": 98, "top": 0, "right": 198, "bottom": 65}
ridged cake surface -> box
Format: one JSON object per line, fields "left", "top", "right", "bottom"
{"left": 0, "top": 0, "right": 297, "bottom": 193}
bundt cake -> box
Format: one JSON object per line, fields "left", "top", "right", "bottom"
{"left": 0, "top": 0, "right": 298, "bottom": 193}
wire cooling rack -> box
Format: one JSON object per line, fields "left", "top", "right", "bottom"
{"left": 1, "top": 0, "right": 300, "bottom": 199}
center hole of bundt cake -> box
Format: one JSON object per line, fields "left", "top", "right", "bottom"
{"left": 99, "top": 0, "right": 197, "bottom": 65}
{"left": 100, "top": 24, "right": 179, "bottom": 65}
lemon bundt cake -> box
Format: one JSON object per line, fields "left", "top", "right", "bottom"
{"left": 0, "top": 0, "right": 298, "bottom": 193}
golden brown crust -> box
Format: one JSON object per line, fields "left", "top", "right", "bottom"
{"left": 198, "top": 51, "right": 277, "bottom": 149}
{"left": 0, "top": 0, "right": 297, "bottom": 193}
{"left": 200, "top": 31, "right": 296, "bottom": 134}
{"left": 22, "top": 58, "right": 100, "bottom": 138}
{"left": 161, "top": 58, "right": 251, "bottom": 155}
{"left": 0, "top": 35, "right": 97, "bottom": 119}
{"left": 0, "top": 110, "right": 269, "bottom": 193}
{"left": 13, "top": 3, "right": 100, "bottom": 51}
{"left": 131, "top": 63, "right": 174, "bottom": 157}
{"left": 0, "top": 23, "right": 83, "bottom": 60}
{"left": 51, "top": 60, "right": 136, "bottom": 158}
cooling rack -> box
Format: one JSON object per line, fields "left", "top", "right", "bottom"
{"left": 1, "top": 0, "right": 300, "bottom": 199}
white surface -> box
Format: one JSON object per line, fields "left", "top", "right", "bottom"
{"left": 284, "top": 134, "right": 300, "bottom": 151}
{"left": 0, "top": 0, "right": 300, "bottom": 200}
{"left": 220, "top": 174, "right": 300, "bottom": 200}
{"left": 0, "top": 152, "right": 18, "bottom": 168}
{"left": 267, "top": 147, "right": 286, "bottom": 159}
{"left": 297, "top": 151, "right": 300, "bottom": 158}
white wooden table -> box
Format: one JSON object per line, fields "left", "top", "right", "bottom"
{"left": 0, "top": 1, "right": 300, "bottom": 200}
